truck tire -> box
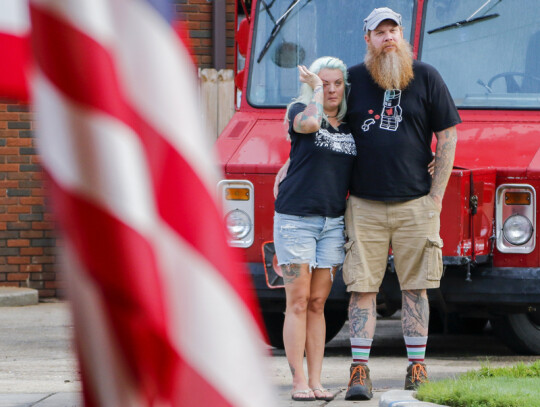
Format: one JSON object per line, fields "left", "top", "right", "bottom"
{"left": 376, "top": 302, "right": 399, "bottom": 318}
{"left": 491, "top": 310, "right": 540, "bottom": 355}
{"left": 456, "top": 317, "right": 489, "bottom": 334}
{"left": 324, "top": 309, "right": 348, "bottom": 344}
{"left": 429, "top": 311, "right": 488, "bottom": 334}
{"left": 262, "top": 312, "right": 285, "bottom": 349}
{"left": 262, "top": 309, "right": 347, "bottom": 349}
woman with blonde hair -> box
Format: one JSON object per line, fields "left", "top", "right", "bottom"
{"left": 273, "top": 56, "right": 355, "bottom": 401}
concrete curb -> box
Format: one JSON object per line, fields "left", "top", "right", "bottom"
{"left": 379, "top": 390, "right": 448, "bottom": 407}
{"left": 0, "top": 287, "right": 38, "bottom": 306}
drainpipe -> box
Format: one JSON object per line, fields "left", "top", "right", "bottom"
{"left": 212, "top": 0, "right": 226, "bottom": 69}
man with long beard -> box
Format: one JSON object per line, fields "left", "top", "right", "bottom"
{"left": 342, "top": 7, "right": 460, "bottom": 401}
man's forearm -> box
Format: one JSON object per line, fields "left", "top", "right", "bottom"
{"left": 430, "top": 126, "right": 457, "bottom": 203}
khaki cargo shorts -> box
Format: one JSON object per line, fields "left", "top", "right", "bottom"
{"left": 343, "top": 195, "right": 443, "bottom": 292}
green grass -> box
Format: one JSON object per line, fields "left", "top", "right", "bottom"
{"left": 416, "top": 360, "right": 540, "bottom": 407}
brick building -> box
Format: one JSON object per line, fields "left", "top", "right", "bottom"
{"left": 0, "top": 102, "right": 57, "bottom": 297}
{"left": 0, "top": 0, "right": 240, "bottom": 298}
{"left": 174, "top": 0, "right": 240, "bottom": 69}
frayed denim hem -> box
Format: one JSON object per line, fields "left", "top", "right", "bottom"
{"left": 278, "top": 262, "right": 340, "bottom": 282}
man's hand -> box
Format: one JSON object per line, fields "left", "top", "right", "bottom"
{"left": 274, "top": 159, "right": 290, "bottom": 199}
{"left": 429, "top": 193, "right": 443, "bottom": 212}
{"left": 428, "top": 153, "right": 435, "bottom": 177}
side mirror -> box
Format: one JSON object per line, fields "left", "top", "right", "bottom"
{"left": 272, "top": 41, "right": 305, "bottom": 68}
{"left": 236, "top": 19, "right": 249, "bottom": 57}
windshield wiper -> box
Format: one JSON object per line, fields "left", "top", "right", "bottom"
{"left": 428, "top": 13, "right": 499, "bottom": 34}
{"left": 428, "top": 0, "right": 502, "bottom": 34}
{"left": 257, "top": 0, "right": 307, "bottom": 63}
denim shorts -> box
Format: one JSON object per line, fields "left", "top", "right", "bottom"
{"left": 273, "top": 212, "right": 346, "bottom": 270}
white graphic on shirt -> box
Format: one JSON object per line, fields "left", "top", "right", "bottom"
{"left": 315, "top": 128, "right": 357, "bottom": 155}
{"left": 380, "top": 89, "right": 402, "bottom": 131}
{"left": 362, "top": 118, "right": 376, "bottom": 131}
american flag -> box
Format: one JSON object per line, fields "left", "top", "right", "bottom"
{"left": 1, "top": 0, "right": 275, "bottom": 405}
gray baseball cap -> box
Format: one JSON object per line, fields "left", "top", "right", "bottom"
{"left": 363, "top": 7, "right": 402, "bottom": 33}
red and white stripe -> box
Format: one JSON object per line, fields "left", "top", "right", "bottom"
{"left": 406, "top": 343, "right": 426, "bottom": 363}
{"left": 0, "top": 0, "right": 31, "bottom": 101}
{"left": 28, "top": 0, "right": 275, "bottom": 405}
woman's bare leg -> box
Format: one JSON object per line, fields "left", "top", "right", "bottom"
{"left": 282, "top": 263, "right": 314, "bottom": 399}
{"left": 306, "top": 266, "right": 336, "bottom": 399}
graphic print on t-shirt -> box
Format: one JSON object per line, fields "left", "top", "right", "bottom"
{"left": 361, "top": 89, "right": 403, "bottom": 132}
{"left": 315, "top": 128, "right": 357, "bottom": 155}
{"left": 380, "top": 89, "right": 402, "bottom": 131}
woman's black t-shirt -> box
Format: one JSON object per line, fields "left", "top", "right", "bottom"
{"left": 274, "top": 102, "right": 357, "bottom": 217}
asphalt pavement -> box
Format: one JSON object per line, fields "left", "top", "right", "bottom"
{"left": 1, "top": 291, "right": 538, "bottom": 406}
{"left": 0, "top": 296, "right": 80, "bottom": 407}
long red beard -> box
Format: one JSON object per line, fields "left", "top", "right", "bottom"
{"left": 365, "top": 39, "right": 414, "bottom": 90}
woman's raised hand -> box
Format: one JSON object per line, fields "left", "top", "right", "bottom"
{"left": 298, "top": 65, "right": 323, "bottom": 90}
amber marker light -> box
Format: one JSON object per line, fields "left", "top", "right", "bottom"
{"left": 226, "top": 187, "right": 250, "bottom": 200}
{"left": 505, "top": 192, "right": 531, "bottom": 205}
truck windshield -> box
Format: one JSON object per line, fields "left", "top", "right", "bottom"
{"left": 421, "top": 0, "right": 540, "bottom": 109}
{"left": 247, "top": 0, "right": 415, "bottom": 107}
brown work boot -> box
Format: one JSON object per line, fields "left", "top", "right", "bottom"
{"left": 404, "top": 362, "right": 428, "bottom": 390}
{"left": 345, "top": 362, "right": 373, "bottom": 400}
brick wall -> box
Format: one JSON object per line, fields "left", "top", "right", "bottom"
{"left": 174, "top": 0, "right": 237, "bottom": 69}
{"left": 0, "top": 102, "right": 58, "bottom": 298}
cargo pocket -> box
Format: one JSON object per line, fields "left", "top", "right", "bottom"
{"left": 342, "top": 240, "right": 359, "bottom": 286}
{"left": 425, "top": 237, "right": 444, "bottom": 281}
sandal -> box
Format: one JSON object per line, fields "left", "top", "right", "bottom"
{"left": 291, "top": 389, "right": 316, "bottom": 401}
{"left": 312, "top": 387, "right": 334, "bottom": 401}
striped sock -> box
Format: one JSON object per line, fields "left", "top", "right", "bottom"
{"left": 350, "top": 338, "right": 373, "bottom": 364}
{"left": 404, "top": 336, "right": 427, "bottom": 364}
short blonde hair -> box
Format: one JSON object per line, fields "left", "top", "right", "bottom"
{"left": 285, "top": 56, "right": 349, "bottom": 127}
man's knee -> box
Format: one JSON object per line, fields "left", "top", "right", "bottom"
{"left": 350, "top": 291, "right": 377, "bottom": 302}
{"left": 403, "top": 289, "right": 426, "bottom": 298}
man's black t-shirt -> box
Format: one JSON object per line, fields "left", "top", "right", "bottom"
{"left": 275, "top": 103, "right": 357, "bottom": 217}
{"left": 346, "top": 61, "right": 461, "bottom": 201}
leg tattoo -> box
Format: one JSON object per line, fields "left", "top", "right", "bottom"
{"left": 289, "top": 363, "right": 296, "bottom": 377}
{"left": 283, "top": 264, "right": 302, "bottom": 285}
{"left": 349, "top": 293, "right": 376, "bottom": 338}
{"left": 402, "top": 290, "right": 429, "bottom": 337}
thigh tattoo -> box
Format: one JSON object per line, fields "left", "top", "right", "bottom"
{"left": 283, "top": 264, "right": 303, "bottom": 284}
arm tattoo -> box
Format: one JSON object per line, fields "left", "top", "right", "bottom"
{"left": 431, "top": 126, "right": 457, "bottom": 199}
{"left": 293, "top": 87, "right": 324, "bottom": 133}
{"left": 402, "top": 290, "right": 429, "bottom": 337}
{"left": 349, "top": 294, "right": 376, "bottom": 338}
{"left": 300, "top": 103, "right": 323, "bottom": 121}
{"left": 283, "top": 264, "right": 302, "bottom": 285}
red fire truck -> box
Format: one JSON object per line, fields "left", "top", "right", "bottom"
{"left": 216, "top": 0, "right": 540, "bottom": 354}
